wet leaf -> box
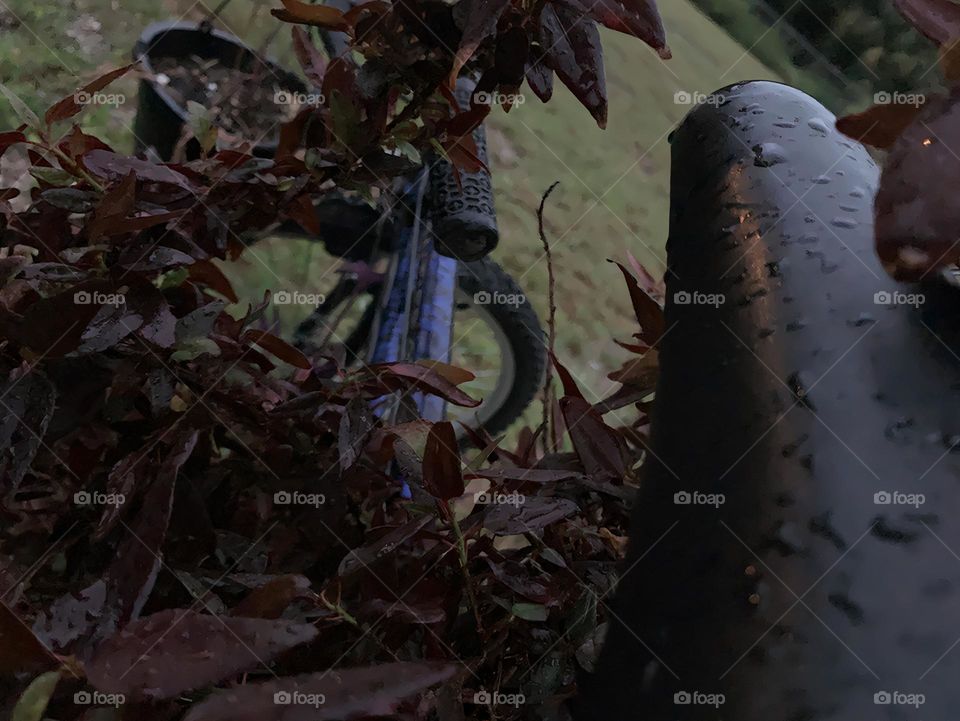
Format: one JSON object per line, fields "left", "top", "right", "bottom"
{"left": 0, "top": 370, "right": 56, "bottom": 489}
{"left": 484, "top": 496, "right": 578, "bottom": 535}
{"left": 566, "top": 0, "right": 669, "bottom": 56}
{"left": 82, "top": 149, "right": 192, "bottom": 187}
{"left": 338, "top": 397, "right": 375, "bottom": 470}
{"left": 337, "top": 515, "right": 433, "bottom": 576}
{"left": 541, "top": 3, "right": 607, "bottom": 128}
{"left": 103, "top": 429, "right": 198, "bottom": 625}
{"left": 33, "top": 580, "right": 108, "bottom": 653}
{"left": 86, "top": 609, "right": 318, "bottom": 700}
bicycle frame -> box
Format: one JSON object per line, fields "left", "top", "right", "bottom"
{"left": 367, "top": 167, "right": 458, "bottom": 425}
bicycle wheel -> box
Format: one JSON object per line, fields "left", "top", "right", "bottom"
{"left": 296, "top": 257, "right": 546, "bottom": 435}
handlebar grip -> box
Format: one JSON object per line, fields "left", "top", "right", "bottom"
{"left": 428, "top": 77, "right": 499, "bottom": 262}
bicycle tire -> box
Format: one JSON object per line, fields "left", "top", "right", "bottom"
{"left": 296, "top": 257, "right": 545, "bottom": 435}
{"left": 453, "top": 258, "right": 545, "bottom": 436}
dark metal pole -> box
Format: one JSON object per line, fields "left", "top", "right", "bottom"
{"left": 574, "top": 81, "right": 960, "bottom": 719}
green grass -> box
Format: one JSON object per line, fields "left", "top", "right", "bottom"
{"left": 0, "top": 0, "right": 785, "bottom": 412}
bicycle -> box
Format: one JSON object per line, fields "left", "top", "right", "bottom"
{"left": 132, "top": 17, "right": 546, "bottom": 435}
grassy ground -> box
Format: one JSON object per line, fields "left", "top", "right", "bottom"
{"left": 0, "top": 0, "right": 782, "bottom": 413}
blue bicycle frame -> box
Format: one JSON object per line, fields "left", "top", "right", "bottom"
{"left": 368, "top": 167, "right": 458, "bottom": 423}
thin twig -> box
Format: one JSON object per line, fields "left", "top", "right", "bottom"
{"left": 537, "top": 181, "right": 560, "bottom": 454}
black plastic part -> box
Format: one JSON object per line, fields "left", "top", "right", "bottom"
{"left": 132, "top": 21, "right": 306, "bottom": 160}
{"left": 574, "top": 81, "right": 960, "bottom": 720}
{"left": 274, "top": 194, "right": 383, "bottom": 261}
{"left": 428, "top": 77, "right": 499, "bottom": 262}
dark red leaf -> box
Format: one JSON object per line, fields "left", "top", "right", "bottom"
{"left": 232, "top": 575, "right": 312, "bottom": 619}
{"left": 103, "top": 429, "right": 198, "bottom": 625}
{"left": 44, "top": 63, "right": 138, "bottom": 126}
{"left": 526, "top": 58, "right": 554, "bottom": 102}
{"left": 82, "top": 149, "right": 193, "bottom": 187}
{"left": 0, "top": 130, "right": 26, "bottom": 160}
{"left": 285, "top": 193, "right": 323, "bottom": 236}
{"left": 0, "top": 601, "right": 59, "bottom": 675}
{"left": 423, "top": 421, "right": 464, "bottom": 500}
{"left": 337, "top": 515, "right": 433, "bottom": 576}
{"left": 86, "top": 608, "right": 318, "bottom": 700}
{"left": 33, "top": 580, "right": 107, "bottom": 654}
{"left": 338, "top": 397, "right": 376, "bottom": 471}
{"left": 541, "top": 2, "right": 608, "bottom": 128}
{"left": 873, "top": 94, "right": 960, "bottom": 280}
{"left": 471, "top": 467, "right": 583, "bottom": 484}
{"left": 0, "top": 370, "right": 56, "bottom": 489}
{"left": 366, "top": 363, "right": 480, "bottom": 407}
{"left": 450, "top": 0, "right": 512, "bottom": 84}
{"left": 291, "top": 26, "right": 328, "bottom": 86}
{"left": 442, "top": 131, "right": 487, "bottom": 174}
{"left": 893, "top": 0, "right": 960, "bottom": 45}
{"left": 188, "top": 259, "right": 239, "bottom": 303}
{"left": 242, "top": 329, "right": 312, "bottom": 369}
{"left": 271, "top": 0, "right": 350, "bottom": 30}
{"left": 836, "top": 102, "right": 925, "bottom": 150}
{"left": 560, "top": 395, "right": 626, "bottom": 481}
{"left": 564, "top": 0, "right": 669, "bottom": 57}
{"left": 610, "top": 260, "right": 664, "bottom": 345}
{"left": 549, "top": 352, "right": 585, "bottom": 400}
{"left": 87, "top": 171, "right": 136, "bottom": 241}
{"left": 484, "top": 496, "right": 578, "bottom": 535}
{"left": 181, "top": 662, "right": 455, "bottom": 721}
